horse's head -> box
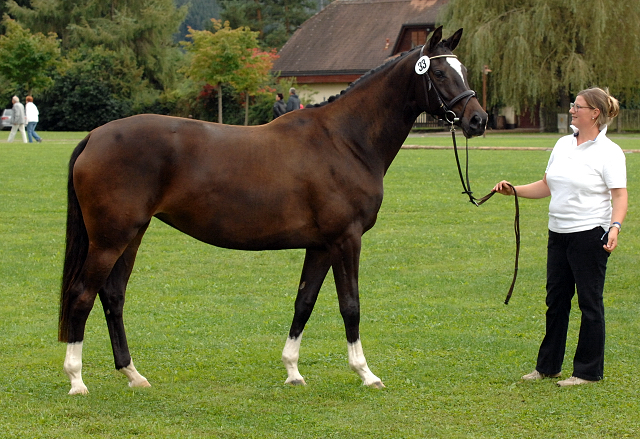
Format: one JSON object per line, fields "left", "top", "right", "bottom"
{"left": 414, "top": 27, "right": 487, "bottom": 138}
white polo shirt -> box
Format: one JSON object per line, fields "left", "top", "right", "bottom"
{"left": 545, "top": 125, "right": 626, "bottom": 234}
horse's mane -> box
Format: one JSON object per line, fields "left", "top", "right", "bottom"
{"left": 306, "top": 46, "right": 422, "bottom": 108}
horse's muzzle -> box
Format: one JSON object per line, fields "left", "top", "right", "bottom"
{"left": 463, "top": 110, "right": 487, "bottom": 138}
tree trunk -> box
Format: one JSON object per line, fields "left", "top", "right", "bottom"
{"left": 539, "top": 105, "right": 545, "bottom": 133}
{"left": 244, "top": 91, "right": 249, "bottom": 126}
{"left": 255, "top": 0, "right": 264, "bottom": 39}
{"left": 218, "top": 83, "right": 223, "bottom": 124}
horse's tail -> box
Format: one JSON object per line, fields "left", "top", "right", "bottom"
{"left": 58, "top": 136, "right": 91, "bottom": 342}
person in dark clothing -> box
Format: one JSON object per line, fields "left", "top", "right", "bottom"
{"left": 286, "top": 88, "right": 301, "bottom": 113}
{"left": 273, "top": 93, "right": 286, "bottom": 119}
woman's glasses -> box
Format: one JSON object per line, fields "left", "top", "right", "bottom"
{"left": 570, "top": 102, "right": 594, "bottom": 111}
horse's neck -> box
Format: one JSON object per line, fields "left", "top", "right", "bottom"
{"left": 330, "top": 62, "right": 420, "bottom": 172}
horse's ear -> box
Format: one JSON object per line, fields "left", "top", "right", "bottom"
{"left": 443, "top": 28, "right": 463, "bottom": 52}
{"left": 427, "top": 26, "right": 443, "bottom": 53}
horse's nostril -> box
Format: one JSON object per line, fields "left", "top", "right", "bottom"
{"left": 470, "top": 114, "right": 482, "bottom": 129}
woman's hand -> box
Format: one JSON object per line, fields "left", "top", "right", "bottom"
{"left": 603, "top": 228, "right": 619, "bottom": 253}
{"left": 493, "top": 180, "right": 515, "bottom": 196}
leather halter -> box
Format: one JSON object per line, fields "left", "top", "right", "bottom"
{"left": 418, "top": 46, "right": 477, "bottom": 125}
{"left": 417, "top": 45, "right": 520, "bottom": 305}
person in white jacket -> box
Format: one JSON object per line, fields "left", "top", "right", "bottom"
{"left": 7, "top": 96, "right": 27, "bottom": 143}
{"left": 25, "top": 96, "right": 42, "bottom": 143}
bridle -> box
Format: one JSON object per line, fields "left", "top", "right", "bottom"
{"left": 418, "top": 45, "right": 477, "bottom": 126}
{"left": 417, "top": 45, "right": 520, "bottom": 305}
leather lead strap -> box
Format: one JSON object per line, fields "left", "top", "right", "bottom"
{"left": 450, "top": 129, "right": 520, "bottom": 305}
{"left": 418, "top": 44, "right": 520, "bottom": 304}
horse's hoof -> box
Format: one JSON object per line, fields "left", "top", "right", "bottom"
{"left": 129, "top": 379, "right": 151, "bottom": 388}
{"left": 367, "top": 380, "right": 385, "bottom": 389}
{"left": 68, "top": 385, "right": 89, "bottom": 395}
{"left": 285, "top": 378, "right": 307, "bottom": 386}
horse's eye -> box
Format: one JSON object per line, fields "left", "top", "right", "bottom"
{"left": 434, "top": 70, "right": 445, "bottom": 79}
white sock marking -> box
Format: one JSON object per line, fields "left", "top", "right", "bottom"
{"left": 64, "top": 342, "right": 88, "bottom": 395}
{"left": 119, "top": 360, "right": 151, "bottom": 388}
{"left": 282, "top": 333, "right": 306, "bottom": 385}
{"left": 347, "top": 339, "right": 383, "bottom": 387}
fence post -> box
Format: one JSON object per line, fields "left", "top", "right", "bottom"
{"left": 618, "top": 111, "right": 622, "bottom": 133}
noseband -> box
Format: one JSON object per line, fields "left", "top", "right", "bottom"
{"left": 416, "top": 46, "right": 520, "bottom": 305}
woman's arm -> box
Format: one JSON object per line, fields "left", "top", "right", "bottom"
{"left": 493, "top": 174, "right": 551, "bottom": 199}
{"left": 604, "top": 188, "right": 628, "bottom": 253}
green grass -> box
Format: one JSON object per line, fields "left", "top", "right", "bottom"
{"left": 1, "top": 133, "right": 639, "bottom": 438}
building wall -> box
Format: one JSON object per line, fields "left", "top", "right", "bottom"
{"left": 299, "top": 83, "right": 350, "bottom": 105}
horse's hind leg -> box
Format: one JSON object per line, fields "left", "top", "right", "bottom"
{"left": 63, "top": 246, "right": 124, "bottom": 395}
{"left": 98, "top": 223, "right": 151, "bottom": 388}
{"left": 282, "top": 248, "right": 331, "bottom": 385}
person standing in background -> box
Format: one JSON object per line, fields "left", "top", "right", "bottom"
{"left": 273, "top": 93, "right": 286, "bottom": 119}
{"left": 7, "top": 96, "right": 27, "bottom": 143}
{"left": 25, "top": 96, "right": 43, "bottom": 143}
{"left": 286, "top": 88, "right": 301, "bottom": 113}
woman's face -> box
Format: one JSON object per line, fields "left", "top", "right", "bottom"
{"left": 569, "top": 95, "right": 599, "bottom": 131}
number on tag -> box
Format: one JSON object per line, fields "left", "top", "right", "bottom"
{"left": 414, "top": 56, "right": 430, "bottom": 75}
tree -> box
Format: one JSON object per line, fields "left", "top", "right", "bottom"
{"left": 7, "top": 0, "right": 187, "bottom": 91}
{"left": 0, "top": 16, "right": 61, "bottom": 95}
{"left": 38, "top": 46, "right": 147, "bottom": 130}
{"left": 231, "top": 47, "right": 278, "bottom": 125}
{"left": 184, "top": 20, "right": 268, "bottom": 124}
{"left": 440, "top": 0, "right": 640, "bottom": 112}
{"left": 174, "top": 0, "right": 221, "bottom": 41}
{"left": 219, "top": 0, "right": 316, "bottom": 49}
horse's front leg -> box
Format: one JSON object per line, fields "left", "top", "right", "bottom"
{"left": 283, "top": 248, "right": 331, "bottom": 385}
{"left": 331, "top": 232, "right": 384, "bottom": 388}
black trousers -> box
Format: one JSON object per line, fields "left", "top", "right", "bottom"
{"left": 536, "top": 227, "right": 609, "bottom": 381}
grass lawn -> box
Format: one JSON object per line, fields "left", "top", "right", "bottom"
{"left": 0, "top": 132, "right": 639, "bottom": 438}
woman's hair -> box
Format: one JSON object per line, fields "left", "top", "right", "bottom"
{"left": 26, "top": 96, "right": 33, "bottom": 103}
{"left": 578, "top": 87, "right": 619, "bottom": 127}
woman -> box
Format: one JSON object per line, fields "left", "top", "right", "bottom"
{"left": 494, "top": 87, "right": 627, "bottom": 386}
{"left": 25, "top": 96, "right": 42, "bottom": 143}
{"left": 7, "top": 96, "right": 27, "bottom": 143}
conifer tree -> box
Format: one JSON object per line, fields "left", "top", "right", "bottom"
{"left": 219, "top": 0, "right": 316, "bottom": 49}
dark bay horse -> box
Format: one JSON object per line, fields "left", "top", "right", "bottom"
{"left": 59, "top": 27, "right": 487, "bottom": 394}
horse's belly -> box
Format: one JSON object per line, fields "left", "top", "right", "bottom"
{"left": 155, "top": 210, "right": 324, "bottom": 251}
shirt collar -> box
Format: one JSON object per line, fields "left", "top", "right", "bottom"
{"left": 570, "top": 124, "right": 608, "bottom": 141}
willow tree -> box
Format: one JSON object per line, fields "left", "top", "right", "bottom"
{"left": 440, "top": 0, "right": 640, "bottom": 112}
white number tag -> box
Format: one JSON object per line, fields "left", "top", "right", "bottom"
{"left": 414, "top": 56, "right": 430, "bottom": 75}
